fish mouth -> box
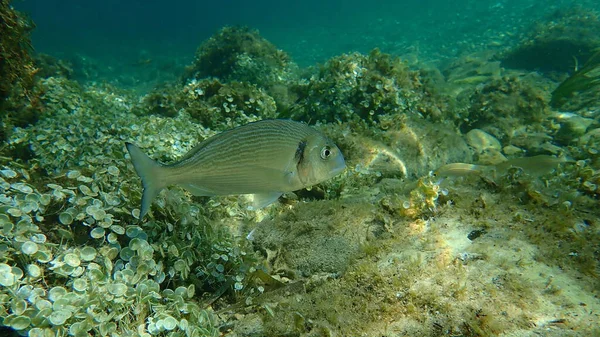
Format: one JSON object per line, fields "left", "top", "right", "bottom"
{"left": 332, "top": 166, "right": 345, "bottom": 176}
{"left": 331, "top": 157, "right": 347, "bottom": 176}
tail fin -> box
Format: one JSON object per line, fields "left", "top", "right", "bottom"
{"left": 125, "top": 142, "right": 165, "bottom": 219}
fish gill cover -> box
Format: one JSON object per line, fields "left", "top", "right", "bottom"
{"left": 1, "top": 0, "right": 600, "bottom": 336}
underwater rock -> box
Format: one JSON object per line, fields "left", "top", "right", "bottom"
{"left": 338, "top": 118, "right": 472, "bottom": 180}
{"left": 462, "top": 74, "right": 550, "bottom": 143}
{"left": 441, "top": 51, "right": 503, "bottom": 100}
{"left": 284, "top": 49, "right": 444, "bottom": 124}
{"left": 0, "top": 1, "right": 37, "bottom": 141}
{"left": 230, "top": 313, "right": 264, "bottom": 337}
{"left": 466, "top": 129, "right": 501, "bottom": 154}
{"left": 579, "top": 127, "right": 600, "bottom": 146}
{"left": 182, "top": 26, "right": 300, "bottom": 114}
{"left": 508, "top": 126, "right": 557, "bottom": 154}
{"left": 555, "top": 114, "right": 595, "bottom": 144}
{"left": 465, "top": 129, "right": 506, "bottom": 165}
{"left": 443, "top": 51, "right": 502, "bottom": 85}
{"left": 503, "top": 145, "right": 524, "bottom": 156}
{"left": 184, "top": 26, "right": 295, "bottom": 89}
{"left": 478, "top": 148, "right": 507, "bottom": 166}
{"left": 136, "top": 78, "right": 278, "bottom": 129}
{"left": 499, "top": 7, "right": 600, "bottom": 73}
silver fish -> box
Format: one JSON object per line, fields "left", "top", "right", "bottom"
{"left": 126, "top": 119, "right": 346, "bottom": 218}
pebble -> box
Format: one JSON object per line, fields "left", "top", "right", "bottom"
{"left": 579, "top": 128, "right": 600, "bottom": 145}
{"left": 503, "top": 145, "right": 523, "bottom": 155}
{"left": 478, "top": 148, "right": 507, "bottom": 165}
{"left": 466, "top": 129, "right": 501, "bottom": 154}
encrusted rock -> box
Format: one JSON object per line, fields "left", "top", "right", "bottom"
{"left": 466, "top": 129, "right": 502, "bottom": 154}
{"left": 579, "top": 127, "right": 600, "bottom": 145}
{"left": 503, "top": 145, "right": 523, "bottom": 156}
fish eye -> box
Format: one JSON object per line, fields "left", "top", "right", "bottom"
{"left": 320, "top": 146, "right": 332, "bottom": 160}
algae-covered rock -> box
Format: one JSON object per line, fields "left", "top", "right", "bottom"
{"left": 554, "top": 114, "right": 595, "bottom": 144}
{"left": 385, "top": 119, "right": 472, "bottom": 179}
{"left": 465, "top": 129, "right": 507, "bottom": 165}
{"left": 136, "top": 78, "right": 278, "bottom": 129}
{"left": 442, "top": 51, "right": 503, "bottom": 93}
{"left": 326, "top": 117, "right": 472, "bottom": 184}
{"left": 184, "top": 26, "right": 295, "bottom": 89}
{"left": 0, "top": 0, "right": 37, "bottom": 141}
{"left": 230, "top": 313, "right": 265, "bottom": 337}
{"left": 499, "top": 7, "right": 600, "bottom": 73}
{"left": 466, "top": 129, "right": 501, "bottom": 154}
{"left": 462, "top": 74, "right": 551, "bottom": 144}
{"left": 285, "top": 49, "right": 445, "bottom": 124}
{"left": 33, "top": 53, "right": 74, "bottom": 79}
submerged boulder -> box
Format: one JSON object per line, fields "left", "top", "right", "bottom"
{"left": 499, "top": 7, "right": 600, "bottom": 73}
{"left": 183, "top": 26, "right": 296, "bottom": 90}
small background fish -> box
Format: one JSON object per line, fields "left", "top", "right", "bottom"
{"left": 434, "top": 155, "right": 570, "bottom": 179}
{"left": 126, "top": 119, "right": 346, "bottom": 218}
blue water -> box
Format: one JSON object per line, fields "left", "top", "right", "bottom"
{"left": 14, "top": 0, "right": 600, "bottom": 80}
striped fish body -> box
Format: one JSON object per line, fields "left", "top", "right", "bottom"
{"left": 126, "top": 120, "right": 346, "bottom": 218}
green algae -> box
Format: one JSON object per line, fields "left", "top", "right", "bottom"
{"left": 1, "top": 14, "right": 600, "bottom": 337}
{"left": 136, "top": 78, "right": 278, "bottom": 129}
{"left": 282, "top": 48, "right": 445, "bottom": 124}
{"left": 184, "top": 26, "right": 294, "bottom": 89}
{"left": 0, "top": 0, "right": 37, "bottom": 142}
{"left": 500, "top": 7, "right": 600, "bottom": 73}
{"left": 551, "top": 49, "right": 600, "bottom": 109}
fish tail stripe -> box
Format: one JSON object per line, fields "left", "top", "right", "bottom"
{"left": 125, "top": 142, "right": 165, "bottom": 219}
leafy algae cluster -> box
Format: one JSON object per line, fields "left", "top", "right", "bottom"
{"left": 2, "top": 5, "right": 600, "bottom": 337}
{"left": 0, "top": 0, "right": 37, "bottom": 142}
{"left": 284, "top": 48, "right": 445, "bottom": 124}
{"left": 134, "top": 26, "right": 299, "bottom": 129}
{"left": 0, "top": 24, "right": 319, "bottom": 337}
{"left": 460, "top": 74, "right": 551, "bottom": 144}
{"left": 136, "top": 79, "right": 278, "bottom": 130}
{"left": 183, "top": 26, "right": 294, "bottom": 89}
{"left": 1, "top": 68, "right": 263, "bottom": 336}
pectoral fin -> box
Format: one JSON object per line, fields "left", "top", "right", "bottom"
{"left": 248, "top": 192, "right": 283, "bottom": 210}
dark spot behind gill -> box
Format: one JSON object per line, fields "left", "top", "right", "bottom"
{"left": 295, "top": 140, "right": 307, "bottom": 165}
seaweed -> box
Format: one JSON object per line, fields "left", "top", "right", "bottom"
{"left": 551, "top": 49, "right": 600, "bottom": 109}
{"left": 183, "top": 26, "right": 293, "bottom": 89}
{"left": 284, "top": 48, "right": 445, "bottom": 125}
{"left": 500, "top": 7, "right": 600, "bottom": 73}
{"left": 0, "top": 0, "right": 37, "bottom": 141}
